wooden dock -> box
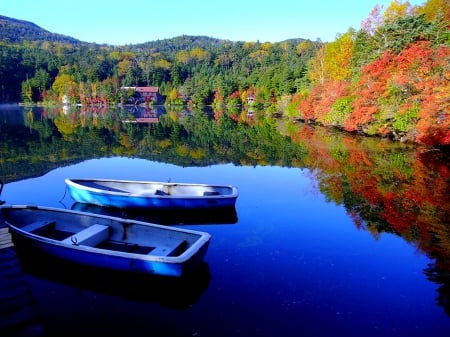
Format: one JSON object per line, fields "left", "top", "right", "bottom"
{"left": 0, "top": 217, "right": 44, "bottom": 337}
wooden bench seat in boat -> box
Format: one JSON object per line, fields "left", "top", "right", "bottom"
{"left": 62, "top": 224, "right": 110, "bottom": 246}
{"left": 21, "top": 220, "right": 56, "bottom": 234}
{"left": 149, "top": 240, "right": 187, "bottom": 257}
{"left": 203, "top": 191, "right": 220, "bottom": 196}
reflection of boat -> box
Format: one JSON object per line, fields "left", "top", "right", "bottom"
{"left": 17, "top": 248, "right": 211, "bottom": 309}
{"left": 1, "top": 205, "right": 211, "bottom": 277}
{"left": 65, "top": 178, "right": 239, "bottom": 209}
{"left": 71, "top": 202, "right": 238, "bottom": 225}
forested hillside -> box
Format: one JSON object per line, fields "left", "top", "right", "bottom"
{"left": 0, "top": 15, "right": 314, "bottom": 105}
{"left": 0, "top": 0, "right": 448, "bottom": 146}
{"left": 286, "top": 0, "right": 449, "bottom": 146}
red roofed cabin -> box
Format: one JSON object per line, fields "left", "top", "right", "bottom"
{"left": 121, "top": 86, "right": 160, "bottom": 104}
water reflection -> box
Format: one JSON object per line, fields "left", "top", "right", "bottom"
{"left": 1, "top": 104, "right": 449, "bottom": 319}
{"left": 121, "top": 105, "right": 167, "bottom": 123}
{"left": 285, "top": 122, "right": 450, "bottom": 265}
{"left": 70, "top": 202, "right": 238, "bottom": 225}
{"left": 15, "top": 244, "right": 211, "bottom": 309}
{"left": 424, "top": 262, "right": 450, "bottom": 317}
{"left": 0, "top": 247, "right": 44, "bottom": 336}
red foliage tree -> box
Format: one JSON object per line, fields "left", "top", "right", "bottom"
{"left": 344, "top": 51, "right": 395, "bottom": 132}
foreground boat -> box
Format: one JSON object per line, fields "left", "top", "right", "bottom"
{"left": 1, "top": 205, "right": 211, "bottom": 277}
{"left": 65, "top": 178, "right": 239, "bottom": 209}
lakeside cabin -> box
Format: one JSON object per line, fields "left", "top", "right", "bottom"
{"left": 121, "top": 86, "right": 160, "bottom": 104}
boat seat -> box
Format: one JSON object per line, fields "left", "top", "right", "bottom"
{"left": 204, "top": 191, "right": 220, "bottom": 196}
{"left": 149, "top": 240, "right": 187, "bottom": 257}
{"left": 62, "top": 224, "right": 110, "bottom": 246}
{"left": 155, "top": 189, "right": 168, "bottom": 196}
{"left": 21, "top": 220, "right": 56, "bottom": 233}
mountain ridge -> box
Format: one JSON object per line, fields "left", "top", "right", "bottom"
{"left": 0, "top": 14, "right": 307, "bottom": 47}
{"left": 0, "top": 15, "right": 85, "bottom": 45}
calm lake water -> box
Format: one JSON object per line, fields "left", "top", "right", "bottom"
{"left": 0, "top": 105, "right": 449, "bottom": 337}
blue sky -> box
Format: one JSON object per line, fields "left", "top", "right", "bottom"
{"left": 2, "top": 0, "right": 425, "bottom": 45}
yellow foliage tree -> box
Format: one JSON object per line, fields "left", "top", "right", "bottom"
{"left": 168, "top": 88, "right": 180, "bottom": 101}
{"left": 308, "top": 31, "right": 354, "bottom": 84}
{"left": 175, "top": 50, "right": 191, "bottom": 64}
{"left": 361, "top": 1, "right": 415, "bottom": 34}
{"left": 51, "top": 73, "right": 76, "bottom": 99}
{"left": 383, "top": 0, "right": 414, "bottom": 24}
{"left": 296, "top": 40, "right": 314, "bottom": 56}
{"left": 190, "top": 47, "right": 209, "bottom": 61}
{"left": 418, "top": 0, "right": 450, "bottom": 23}
{"left": 260, "top": 42, "right": 272, "bottom": 51}
{"left": 117, "top": 58, "right": 133, "bottom": 78}
{"left": 153, "top": 59, "right": 172, "bottom": 70}
{"left": 243, "top": 42, "right": 256, "bottom": 49}
{"left": 323, "top": 32, "right": 354, "bottom": 81}
{"left": 307, "top": 44, "right": 325, "bottom": 84}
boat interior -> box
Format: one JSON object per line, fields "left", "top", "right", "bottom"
{"left": 78, "top": 180, "right": 230, "bottom": 197}
{"left": 18, "top": 219, "right": 188, "bottom": 257}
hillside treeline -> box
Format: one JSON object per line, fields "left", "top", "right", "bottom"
{"left": 0, "top": 19, "right": 315, "bottom": 106}
{"left": 0, "top": 0, "right": 448, "bottom": 146}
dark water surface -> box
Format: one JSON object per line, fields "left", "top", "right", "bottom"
{"left": 0, "top": 105, "right": 449, "bottom": 336}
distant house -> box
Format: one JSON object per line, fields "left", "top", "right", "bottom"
{"left": 121, "top": 86, "right": 160, "bottom": 104}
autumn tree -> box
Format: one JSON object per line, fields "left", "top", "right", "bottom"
{"left": 418, "top": 0, "right": 450, "bottom": 24}
{"left": 323, "top": 31, "right": 355, "bottom": 81}
{"left": 296, "top": 40, "right": 314, "bottom": 57}
{"left": 51, "top": 73, "right": 77, "bottom": 102}
{"left": 307, "top": 43, "right": 326, "bottom": 85}
{"left": 383, "top": 0, "right": 415, "bottom": 23}
{"left": 307, "top": 30, "right": 354, "bottom": 85}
